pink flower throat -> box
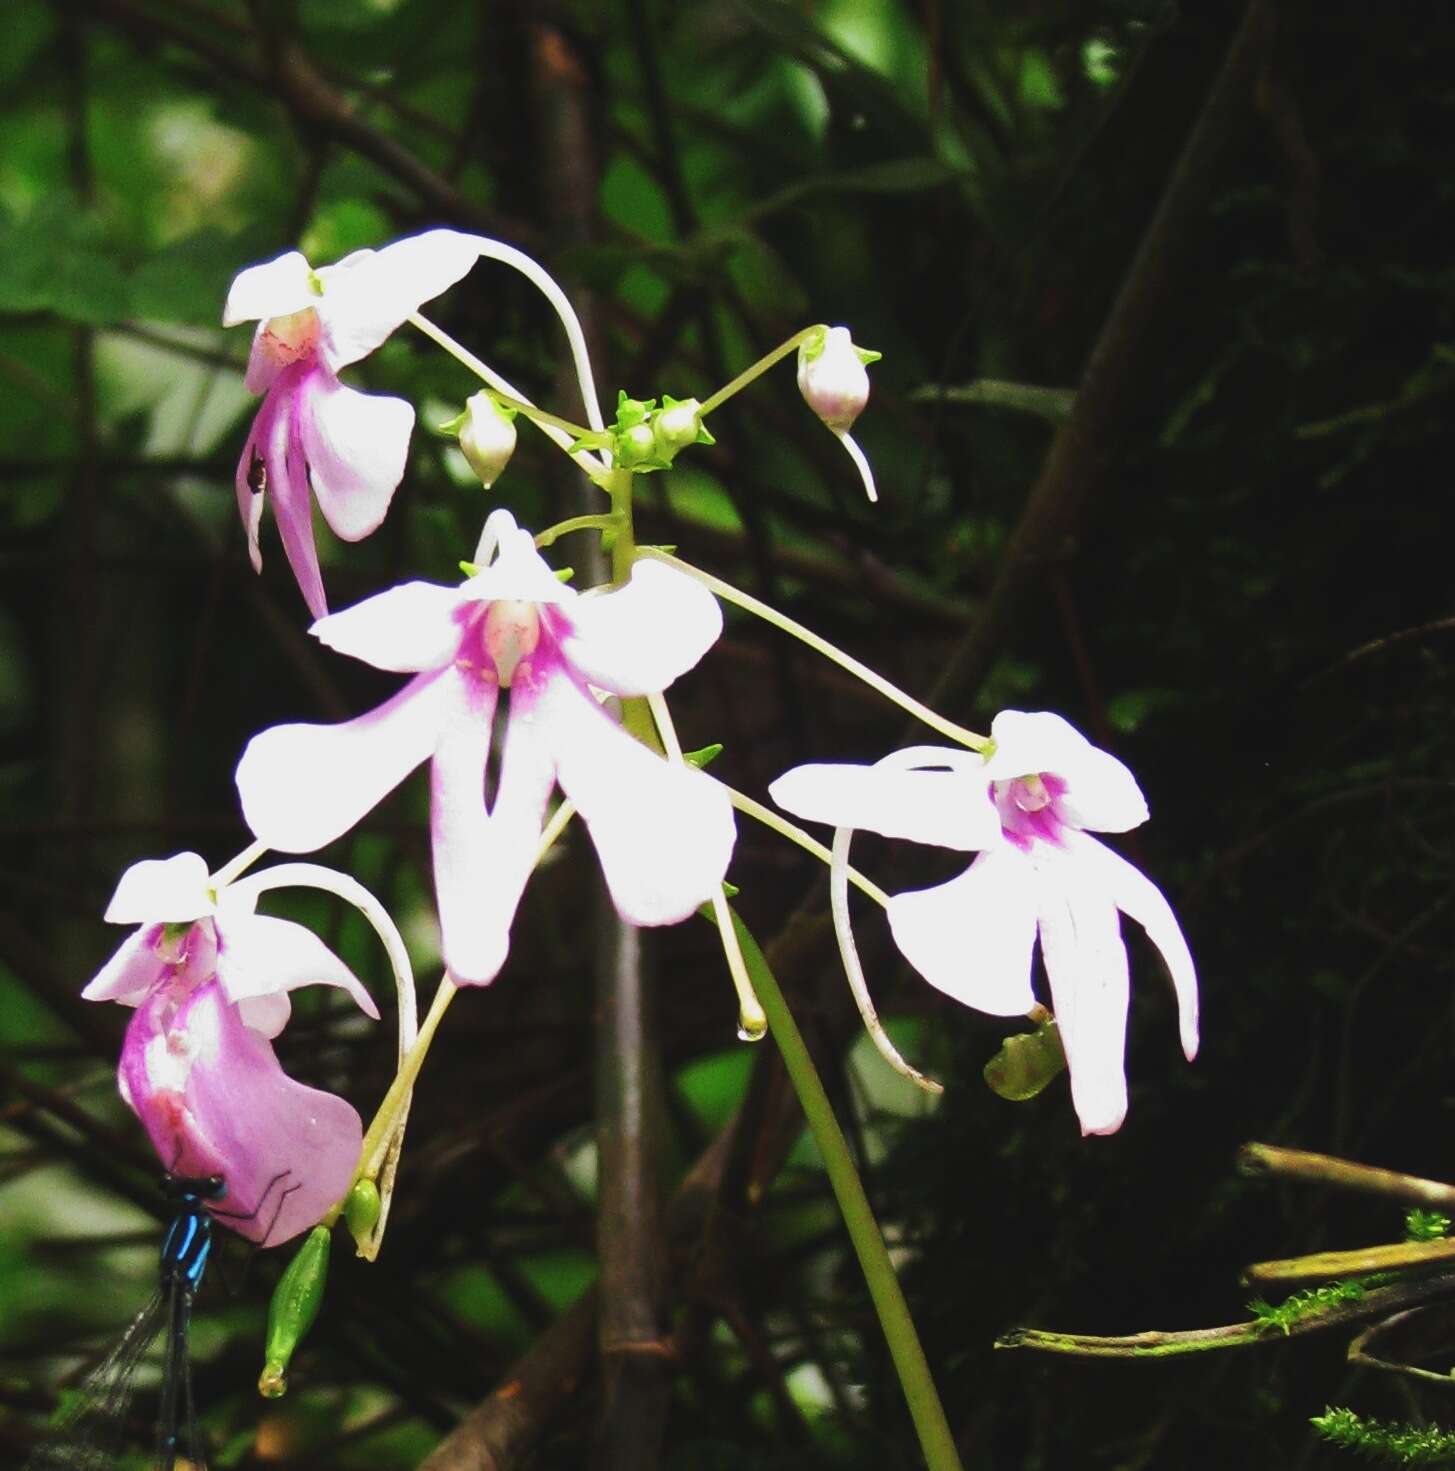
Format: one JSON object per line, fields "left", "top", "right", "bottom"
{"left": 992, "top": 771, "right": 1069, "bottom": 850}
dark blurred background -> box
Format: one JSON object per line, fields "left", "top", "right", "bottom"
{"left": 2, "top": 1, "right": 1454, "bottom": 1467}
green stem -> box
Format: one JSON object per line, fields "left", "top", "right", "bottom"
{"left": 727, "top": 908, "right": 965, "bottom": 1471}
{"left": 637, "top": 547, "right": 991, "bottom": 753}
{"left": 697, "top": 327, "right": 819, "bottom": 418}
{"left": 535, "top": 512, "right": 621, "bottom": 549}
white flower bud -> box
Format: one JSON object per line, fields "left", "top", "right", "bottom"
{"left": 797, "top": 326, "right": 871, "bottom": 433}
{"left": 457, "top": 391, "right": 518, "bottom": 488}
{"left": 652, "top": 397, "right": 704, "bottom": 459}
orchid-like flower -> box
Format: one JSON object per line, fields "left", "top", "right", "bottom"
{"left": 83, "top": 852, "right": 379, "bottom": 1245}
{"left": 236, "top": 510, "right": 736, "bottom": 987}
{"left": 769, "top": 711, "right": 1199, "bottom": 1135}
{"left": 224, "top": 229, "right": 484, "bottom": 617}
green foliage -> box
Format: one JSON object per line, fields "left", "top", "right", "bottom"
{"left": 1312, "top": 1407, "right": 1455, "bottom": 1465}
{"left": 1248, "top": 1281, "right": 1368, "bottom": 1336}
{"left": 1405, "top": 1210, "right": 1451, "bottom": 1242}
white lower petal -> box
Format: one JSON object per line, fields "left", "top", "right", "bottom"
{"left": 312, "top": 581, "right": 465, "bottom": 674}
{"left": 1065, "top": 830, "right": 1199, "bottom": 1061}
{"left": 299, "top": 374, "right": 413, "bottom": 543}
{"left": 1034, "top": 851, "right": 1130, "bottom": 1136}
{"left": 540, "top": 672, "right": 735, "bottom": 926}
{"left": 887, "top": 849, "right": 1038, "bottom": 1015}
{"left": 216, "top": 913, "right": 379, "bottom": 1019}
{"left": 430, "top": 673, "right": 550, "bottom": 985}
{"left": 104, "top": 852, "right": 213, "bottom": 925}
{"left": 559, "top": 561, "right": 722, "bottom": 696}
{"left": 769, "top": 758, "right": 1002, "bottom": 851}
{"left": 237, "top": 669, "right": 452, "bottom": 853}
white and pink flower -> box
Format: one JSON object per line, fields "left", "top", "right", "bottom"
{"left": 224, "top": 229, "right": 484, "bottom": 616}
{"left": 769, "top": 711, "right": 1199, "bottom": 1135}
{"left": 235, "top": 511, "right": 736, "bottom": 986}
{"left": 83, "top": 852, "right": 378, "bottom": 1245}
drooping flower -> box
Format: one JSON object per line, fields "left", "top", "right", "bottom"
{"left": 769, "top": 711, "right": 1198, "bottom": 1135}
{"left": 83, "top": 852, "right": 379, "bottom": 1245}
{"left": 235, "top": 510, "right": 736, "bottom": 986}
{"left": 224, "top": 229, "right": 484, "bottom": 617}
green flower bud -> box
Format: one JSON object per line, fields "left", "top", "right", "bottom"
{"left": 615, "top": 421, "right": 657, "bottom": 468}
{"left": 652, "top": 395, "right": 707, "bottom": 461}
{"left": 457, "top": 391, "right": 518, "bottom": 488}
{"left": 983, "top": 1017, "right": 1065, "bottom": 1102}
{"left": 258, "top": 1225, "right": 331, "bottom": 1399}
{"left": 343, "top": 1177, "right": 381, "bottom": 1241}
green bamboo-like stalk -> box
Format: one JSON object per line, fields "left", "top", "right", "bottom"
{"left": 726, "top": 908, "right": 966, "bottom": 1471}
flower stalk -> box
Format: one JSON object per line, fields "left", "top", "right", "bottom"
{"left": 637, "top": 547, "right": 992, "bottom": 753}
{"left": 724, "top": 906, "right": 965, "bottom": 1471}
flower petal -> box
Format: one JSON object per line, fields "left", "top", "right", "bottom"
{"left": 215, "top": 911, "right": 379, "bottom": 1019}
{"left": 769, "top": 752, "right": 1002, "bottom": 851}
{"left": 237, "top": 991, "right": 291, "bottom": 1039}
{"left": 430, "top": 670, "right": 542, "bottom": 986}
{"left": 461, "top": 517, "right": 576, "bottom": 607}
{"left": 297, "top": 374, "right": 413, "bottom": 543}
{"left": 316, "top": 229, "right": 482, "bottom": 372}
{"left": 886, "top": 849, "right": 1038, "bottom": 1015}
{"left": 559, "top": 560, "right": 722, "bottom": 696}
{"left": 82, "top": 925, "right": 167, "bottom": 1006}
{"left": 237, "top": 669, "right": 451, "bottom": 853}
{"left": 234, "top": 406, "right": 268, "bottom": 574}
{"left": 1033, "top": 850, "right": 1130, "bottom": 1136}
{"left": 105, "top": 852, "right": 214, "bottom": 925}
{"left": 120, "top": 980, "right": 361, "bottom": 1246}
{"left": 267, "top": 379, "right": 328, "bottom": 619}
{"left": 223, "top": 250, "right": 317, "bottom": 328}
{"left": 538, "top": 670, "right": 735, "bottom": 926}
{"left": 311, "top": 580, "right": 464, "bottom": 673}
{"left": 1064, "top": 831, "right": 1199, "bottom": 1062}
{"left": 987, "top": 710, "right": 1148, "bottom": 833}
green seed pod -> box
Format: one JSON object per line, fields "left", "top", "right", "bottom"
{"left": 983, "top": 1017, "right": 1066, "bottom": 1102}
{"left": 258, "top": 1225, "right": 331, "bottom": 1399}
{"left": 343, "top": 1177, "right": 382, "bottom": 1240}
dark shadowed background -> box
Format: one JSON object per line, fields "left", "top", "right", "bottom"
{"left": 2, "top": 2, "right": 1454, "bottom": 1467}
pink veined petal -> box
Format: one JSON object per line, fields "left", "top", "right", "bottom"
{"left": 237, "top": 667, "right": 453, "bottom": 853}
{"left": 430, "top": 669, "right": 543, "bottom": 987}
{"left": 886, "top": 848, "right": 1039, "bottom": 1016}
{"left": 297, "top": 373, "right": 414, "bottom": 543}
{"left": 237, "top": 990, "right": 291, "bottom": 1039}
{"left": 104, "top": 852, "right": 214, "bottom": 925}
{"left": 215, "top": 912, "right": 380, "bottom": 1019}
{"left": 316, "top": 229, "right": 483, "bottom": 372}
{"left": 769, "top": 757, "right": 1002, "bottom": 851}
{"left": 222, "top": 250, "right": 317, "bottom": 328}
{"left": 120, "top": 980, "right": 361, "bottom": 1246}
{"left": 264, "top": 375, "right": 329, "bottom": 619}
{"left": 312, "top": 580, "right": 465, "bottom": 674}
{"left": 1064, "top": 830, "right": 1199, "bottom": 1062}
{"left": 558, "top": 560, "right": 723, "bottom": 697}
{"left": 1033, "top": 849, "right": 1131, "bottom": 1137}
{"left": 82, "top": 925, "right": 168, "bottom": 1006}
{"left": 537, "top": 669, "right": 736, "bottom": 927}
{"left": 987, "top": 710, "right": 1148, "bottom": 834}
